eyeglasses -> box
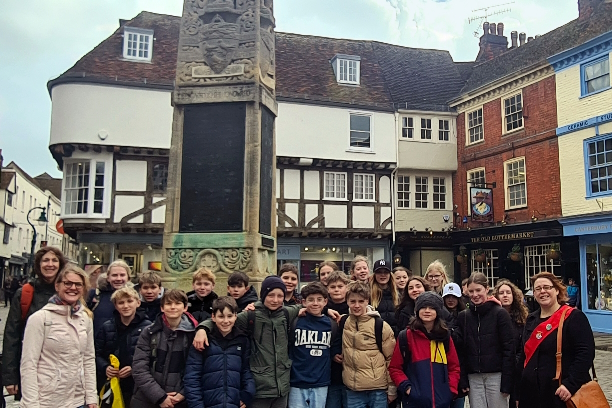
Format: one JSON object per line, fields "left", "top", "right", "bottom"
{"left": 533, "top": 285, "right": 554, "bottom": 293}
{"left": 427, "top": 274, "right": 442, "bottom": 280}
{"left": 62, "top": 281, "right": 84, "bottom": 289}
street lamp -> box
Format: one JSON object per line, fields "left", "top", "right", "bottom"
{"left": 26, "top": 206, "right": 48, "bottom": 277}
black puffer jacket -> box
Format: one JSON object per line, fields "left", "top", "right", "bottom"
{"left": 234, "top": 286, "right": 259, "bottom": 312}
{"left": 187, "top": 291, "right": 218, "bottom": 322}
{"left": 94, "top": 310, "right": 152, "bottom": 396}
{"left": 87, "top": 280, "right": 116, "bottom": 335}
{"left": 456, "top": 298, "right": 516, "bottom": 394}
{"left": 373, "top": 288, "right": 398, "bottom": 334}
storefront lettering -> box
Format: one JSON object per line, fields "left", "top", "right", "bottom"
{"left": 556, "top": 110, "right": 612, "bottom": 136}
{"left": 600, "top": 113, "right": 612, "bottom": 123}
{"left": 567, "top": 120, "right": 592, "bottom": 131}
{"left": 470, "top": 232, "right": 535, "bottom": 243}
{"left": 573, "top": 224, "right": 612, "bottom": 233}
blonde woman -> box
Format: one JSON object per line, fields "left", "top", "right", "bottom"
{"left": 424, "top": 260, "right": 450, "bottom": 295}
{"left": 20, "top": 265, "right": 97, "bottom": 408}
{"left": 350, "top": 255, "right": 370, "bottom": 283}
{"left": 370, "top": 260, "right": 400, "bottom": 334}
{"left": 87, "top": 260, "right": 131, "bottom": 334}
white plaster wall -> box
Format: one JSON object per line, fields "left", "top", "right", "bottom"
{"left": 151, "top": 197, "right": 166, "bottom": 224}
{"left": 114, "top": 196, "right": 145, "bottom": 223}
{"left": 373, "top": 247, "right": 385, "bottom": 262}
{"left": 284, "top": 169, "right": 300, "bottom": 199}
{"left": 379, "top": 176, "right": 391, "bottom": 204}
{"left": 50, "top": 84, "right": 172, "bottom": 149}
{"left": 276, "top": 102, "right": 396, "bottom": 162}
{"left": 324, "top": 205, "right": 347, "bottom": 228}
{"left": 304, "top": 171, "right": 320, "bottom": 200}
{"left": 115, "top": 160, "right": 147, "bottom": 192}
{"left": 285, "top": 203, "right": 299, "bottom": 227}
{"left": 275, "top": 169, "right": 281, "bottom": 199}
{"left": 305, "top": 204, "right": 318, "bottom": 227}
{"left": 380, "top": 206, "right": 392, "bottom": 229}
{"left": 353, "top": 206, "right": 375, "bottom": 228}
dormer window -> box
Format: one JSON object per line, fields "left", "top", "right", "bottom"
{"left": 331, "top": 54, "right": 361, "bottom": 85}
{"left": 123, "top": 28, "right": 154, "bottom": 62}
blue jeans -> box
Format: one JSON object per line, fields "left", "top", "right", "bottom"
{"left": 326, "top": 384, "right": 348, "bottom": 408}
{"left": 289, "top": 386, "right": 329, "bottom": 408}
{"left": 346, "top": 389, "right": 387, "bottom": 408}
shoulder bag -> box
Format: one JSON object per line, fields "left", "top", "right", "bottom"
{"left": 555, "top": 308, "right": 609, "bottom": 408}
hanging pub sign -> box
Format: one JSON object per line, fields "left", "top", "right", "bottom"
{"left": 471, "top": 187, "right": 493, "bottom": 223}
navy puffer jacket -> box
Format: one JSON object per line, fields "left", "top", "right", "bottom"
{"left": 184, "top": 327, "right": 255, "bottom": 408}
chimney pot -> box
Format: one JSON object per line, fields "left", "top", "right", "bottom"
{"left": 497, "top": 23, "right": 504, "bottom": 36}
{"left": 511, "top": 31, "right": 518, "bottom": 48}
{"left": 490, "top": 23, "right": 497, "bottom": 35}
{"left": 483, "top": 22, "right": 490, "bottom": 33}
{"left": 519, "top": 32, "right": 526, "bottom": 46}
{"left": 527, "top": 36, "right": 534, "bottom": 42}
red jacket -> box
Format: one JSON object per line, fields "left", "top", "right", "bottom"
{"left": 389, "top": 328, "right": 460, "bottom": 408}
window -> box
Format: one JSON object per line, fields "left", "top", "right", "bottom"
{"left": 14, "top": 186, "right": 18, "bottom": 208}
{"left": 3, "top": 226, "right": 9, "bottom": 245}
{"left": 586, "top": 137, "right": 612, "bottom": 196}
{"left": 433, "top": 178, "right": 446, "bottom": 209}
{"left": 586, "top": 243, "right": 612, "bottom": 310}
{"left": 505, "top": 158, "right": 527, "bottom": 208}
{"left": 504, "top": 93, "right": 523, "bottom": 132}
{"left": 324, "top": 172, "right": 347, "bottom": 200}
{"left": 334, "top": 56, "right": 360, "bottom": 85}
{"left": 123, "top": 29, "right": 153, "bottom": 61}
{"left": 524, "top": 244, "right": 561, "bottom": 287}
{"left": 467, "top": 108, "right": 484, "bottom": 144}
{"left": 6, "top": 192, "right": 12, "bottom": 207}
{"left": 402, "top": 117, "right": 414, "bottom": 138}
{"left": 582, "top": 56, "right": 610, "bottom": 96}
{"left": 152, "top": 163, "right": 168, "bottom": 193}
{"left": 29, "top": 195, "right": 32, "bottom": 210}
{"left": 350, "top": 114, "right": 371, "bottom": 149}
{"left": 439, "top": 120, "right": 450, "bottom": 141}
{"left": 397, "top": 176, "right": 410, "bottom": 208}
{"left": 421, "top": 119, "right": 432, "bottom": 140}
{"left": 64, "top": 161, "right": 106, "bottom": 215}
{"left": 93, "top": 162, "right": 105, "bottom": 214}
{"left": 18, "top": 228, "right": 22, "bottom": 248}
{"left": 467, "top": 168, "right": 486, "bottom": 215}
{"left": 354, "top": 174, "right": 374, "bottom": 201}
{"left": 21, "top": 191, "right": 25, "bottom": 210}
{"left": 471, "top": 249, "right": 499, "bottom": 287}
{"left": 415, "top": 176, "right": 428, "bottom": 208}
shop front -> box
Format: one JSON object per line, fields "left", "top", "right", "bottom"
{"left": 561, "top": 214, "right": 612, "bottom": 333}
{"left": 394, "top": 232, "right": 455, "bottom": 277}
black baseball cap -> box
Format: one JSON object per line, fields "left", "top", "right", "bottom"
{"left": 373, "top": 259, "right": 391, "bottom": 273}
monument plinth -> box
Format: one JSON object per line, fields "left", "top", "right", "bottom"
{"left": 163, "top": 0, "right": 277, "bottom": 290}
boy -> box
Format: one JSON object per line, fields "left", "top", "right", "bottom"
{"left": 138, "top": 271, "right": 164, "bottom": 321}
{"left": 567, "top": 277, "right": 580, "bottom": 308}
{"left": 132, "top": 289, "right": 197, "bottom": 408}
{"left": 461, "top": 278, "right": 471, "bottom": 309}
{"left": 194, "top": 275, "right": 301, "bottom": 408}
{"left": 341, "top": 282, "right": 397, "bottom": 408}
{"left": 227, "top": 271, "right": 259, "bottom": 312}
{"left": 184, "top": 296, "right": 256, "bottom": 408}
{"left": 95, "top": 287, "right": 152, "bottom": 407}
{"left": 188, "top": 268, "right": 218, "bottom": 322}
{"left": 289, "top": 282, "right": 340, "bottom": 408}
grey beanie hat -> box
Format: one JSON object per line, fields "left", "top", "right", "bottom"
{"left": 415, "top": 291, "right": 444, "bottom": 316}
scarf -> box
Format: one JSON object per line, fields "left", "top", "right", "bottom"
{"left": 48, "top": 294, "right": 82, "bottom": 316}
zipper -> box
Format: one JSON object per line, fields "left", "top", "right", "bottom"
{"left": 272, "top": 310, "right": 280, "bottom": 395}
{"left": 223, "top": 352, "right": 228, "bottom": 404}
{"left": 477, "top": 314, "right": 481, "bottom": 373}
{"left": 430, "top": 342, "right": 436, "bottom": 408}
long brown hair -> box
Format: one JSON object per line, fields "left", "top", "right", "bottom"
{"left": 34, "top": 246, "right": 66, "bottom": 280}
{"left": 370, "top": 270, "right": 400, "bottom": 309}
{"left": 493, "top": 279, "right": 528, "bottom": 326}
{"left": 410, "top": 306, "right": 448, "bottom": 338}
{"left": 531, "top": 271, "right": 568, "bottom": 304}
{"left": 396, "top": 276, "right": 431, "bottom": 320}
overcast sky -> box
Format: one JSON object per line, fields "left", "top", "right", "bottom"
{"left": 0, "top": 0, "right": 578, "bottom": 178}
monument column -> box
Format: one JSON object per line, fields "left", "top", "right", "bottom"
{"left": 163, "top": 0, "right": 277, "bottom": 290}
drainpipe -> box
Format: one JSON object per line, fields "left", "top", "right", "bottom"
{"left": 391, "top": 112, "right": 400, "bottom": 250}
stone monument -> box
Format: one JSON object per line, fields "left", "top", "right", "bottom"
{"left": 163, "top": 0, "right": 277, "bottom": 291}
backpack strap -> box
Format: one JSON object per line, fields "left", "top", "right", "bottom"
{"left": 374, "top": 316, "right": 384, "bottom": 354}
{"left": 246, "top": 310, "right": 256, "bottom": 337}
{"left": 20, "top": 283, "right": 34, "bottom": 321}
{"left": 398, "top": 328, "right": 410, "bottom": 371}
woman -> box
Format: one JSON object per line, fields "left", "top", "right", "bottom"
{"left": 392, "top": 267, "right": 410, "bottom": 299}
{"left": 279, "top": 263, "right": 302, "bottom": 305}
{"left": 20, "top": 265, "right": 97, "bottom": 408}
{"left": 87, "top": 260, "right": 131, "bottom": 334}
{"left": 442, "top": 282, "right": 466, "bottom": 336}
{"left": 424, "top": 260, "right": 450, "bottom": 295}
{"left": 370, "top": 260, "right": 400, "bottom": 334}
{"left": 3, "top": 246, "right": 66, "bottom": 398}
{"left": 389, "top": 292, "right": 460, "bottom": 408}
{"left": 517, "top": 272, "right": 595, "bottom": 408}
{"left": 456, "top": 272, "right": 515, "bottom": 408}
{"left": 319, "top": 261, "right": 338, "bottom": 286}
{"left": 396, "top": 276, "right": 431, "bottom": 331}
{"left": 350, "top": 255, "right": 370, "bottom": 283}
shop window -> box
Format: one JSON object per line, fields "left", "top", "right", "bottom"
{"left": 524, "top": 244, "right": 561, "bottom": 287}
{"left": 471, "top": 249, "right": 499, "bottom": 287}
{"left": 586, "top": 243, "right": 612, "bottom": 311}
{"left": 299, "top": 246, "right": 376, "bottom": 284}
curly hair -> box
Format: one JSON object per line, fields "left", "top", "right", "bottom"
{"left": 33, "top": 246, "right": 66, "bottom": 280}
{"left": 493, "top": 279, "right": 528, "bottom": 326}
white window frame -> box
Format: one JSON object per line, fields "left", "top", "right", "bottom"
{"left": 337, "top": 58, "right": 360, "bottom": 85}
{"left": 397, "top": 175, "right": 410, "bottom": 208}
{"left": 502, "top": 91, "right": 524, "bottom": 134}
{"left": 504, "top": 157, "right": 527, "bottom": 210}
{"left": 415, "top": 176, "right": 428, "bottom": 209}
{"left": 324, "top": 172, "right": 347, "bottom": 201}
{"left": 353, "top": 174, "right": 375, "bottom": 202}
{"left": 123, "top": 28, "right": 154, "bottom": 62}
{"left": 466, "top": 107, "right": 484, "bottom": 145}
{"left": 471, "top": 249, "right": 499, "bottom": 287}
{"left": 62, "top": 157, "right": 112, "bottom": 219}
{"left": 348, "top": 113, "right": 372, "bottom": 151}
{"left": 524, "top": 244, "right": 561, "bottom": 288}
{"left": 467, "top": 167, "right": 486, "bottom": 215}
{"left": 402, "top": 117, "right": 414, "bottom": 138}
{"left": 439, "top": 119, "right": 450, "bottom": 141}
{"left": 420, "top": 118, "right": 432, "bottom": 140}
{"left": 432, "top": 177, "right": 446, "bottom": 209}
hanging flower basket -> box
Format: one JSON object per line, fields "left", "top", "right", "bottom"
{"left": 475, "top": 249, "right": 487, "bottom": 263}
{"left": 508, "top": 244, "right": 522, "bottom": 262}
{"left": 546, "top": 249, "right": 560, "bottom": 261}
{"left": 456, "top": 254, "right": 466, "bottom": 264}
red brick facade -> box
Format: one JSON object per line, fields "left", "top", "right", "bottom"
{"left": 452, "top": 75, "right": 561, "bottom": 228}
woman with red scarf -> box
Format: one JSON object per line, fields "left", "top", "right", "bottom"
{"left": 517, "top": 272, "right": 595, "bottom": 408}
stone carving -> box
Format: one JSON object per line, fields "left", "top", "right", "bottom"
{"left": 165, "top": 247, "right": 255, "bottom": 275}
{"left": 177, "top": 0, "right": 275, "bottom": 91}
{"left": 167, "top": 249, "right": 195, "bottom": 272}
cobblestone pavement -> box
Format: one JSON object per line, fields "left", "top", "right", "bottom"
{"left": 0, "top": 303, "right": 611, "bottom": 407}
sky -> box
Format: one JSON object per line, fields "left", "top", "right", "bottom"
{"left": 0, "top": 0, "right": 579, "bottom": 178}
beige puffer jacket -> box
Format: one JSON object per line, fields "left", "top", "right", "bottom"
{"left": 20, "top": 303, "right": 97, "bottom": 408}
{"left": 342, "top": 309, "right": 397, "bottom": 397}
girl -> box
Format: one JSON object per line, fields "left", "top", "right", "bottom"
{"left": 456, "top": 273, "right": 515, "bottom": 408}
{"left": 87, "top": 260, "right": 131, "bottom": 334}
{"left": 392, "top": 267, "right": 410, "bottom": 299}
{"left": 493, "top": 279, "right": 528, "bottom": 408}
{"left": 350, "top": 255, "right": 370, "bottom": 283}
{"left": 424, "top": 260, "right": 450, "bottom": 295}
{"left": 396, "top": 276, "right": 430, "bottom": 331}
{"left": 20, "top": 265, "right": 97, "bottom": 408}
{"left": 370, "top": 260, "right": 400, "bottom": 334}
{"left": 280, "top": 263, "right": 302, "bottom": 305}
{"left": 442, "top": 282, "right": 467, "bottom": 408}
{"left": 389, "top": 292, "right": 460, "bottom": 408}
{"left": 319, "top": 261, "right": 339, "bottom": 286}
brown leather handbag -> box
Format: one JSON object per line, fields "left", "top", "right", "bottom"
{"left": 554, "top": 308, "right": 610, "bottom": 408}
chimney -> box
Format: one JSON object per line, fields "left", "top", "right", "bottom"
{"left": 527, "top": 36, "right": 534, "bottom": 42}
{"left": 578, "top": 0, "right": 606, "bottom": 21}
{"left": 519, "top": 32, "right": 526, "bottom": 46}
{"left": 476, "top": 21, "right": 510, "bottom": 62}
{"left": 510, "top": 31, "right": 518, "bottom": 48}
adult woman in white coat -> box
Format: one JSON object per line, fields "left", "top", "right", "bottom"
{"left": 20, "top": 265, "right": 97, "bottom": 408}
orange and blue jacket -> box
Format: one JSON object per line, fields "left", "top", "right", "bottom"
{"left": 389, "top": 329, "right": 460, "bottom": 408}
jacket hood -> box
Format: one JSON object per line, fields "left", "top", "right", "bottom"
{"left": 43, "top": 302, "right": 85, "bottom": 316}
{"left": 151, "top": 311, "right": 198, "bottom": 333}
{"left": 234, "top": 285, "right": 259, "bottom": 307}
{"left": 366, "top": 304, "right": 381, "bottom": 317}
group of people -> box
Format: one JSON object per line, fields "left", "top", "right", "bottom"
{"left": 1, "top": 246, "right": 597, "bottom": 408}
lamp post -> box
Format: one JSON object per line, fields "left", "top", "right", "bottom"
{"left": 26, "top": 206, "right": 48, "bottom": 278}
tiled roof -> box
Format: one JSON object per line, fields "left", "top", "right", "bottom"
{"left": 0, "top": 170, "right": 15, "bottom": 191}
{"left": 34, "top": 174, "right": 62, "bottom": 199}
{"left": 460, "top": 2, "right": 612, "bottom": 95}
